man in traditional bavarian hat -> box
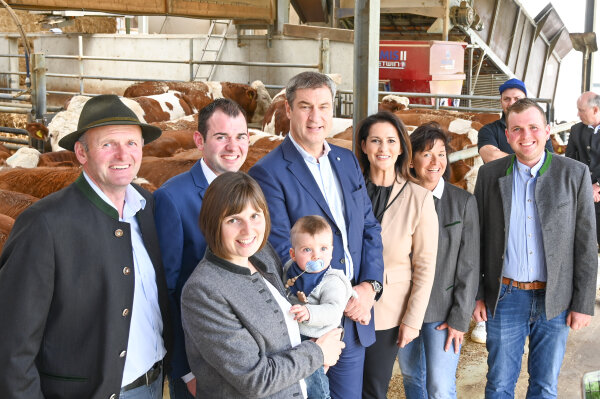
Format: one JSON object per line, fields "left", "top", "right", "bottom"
{"left": 0, "top": 94, "right": 172, "bottom": 399}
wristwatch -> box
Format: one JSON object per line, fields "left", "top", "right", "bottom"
{"left": 365, "top": 280, "right": 382, "bottom": 294}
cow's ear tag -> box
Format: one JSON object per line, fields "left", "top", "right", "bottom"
{"left": 36, "top": 130, "right": 43, "bottom": 138}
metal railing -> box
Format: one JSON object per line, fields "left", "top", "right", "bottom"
{"left": 335, "top": 89, "right": 553, "bottom": 119}
{"left": 0, "top": 35, "right": 327, "bottom": 98}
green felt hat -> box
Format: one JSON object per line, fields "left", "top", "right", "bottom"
{"left": 59, "top": 94, "right": 161, "bottom": 151}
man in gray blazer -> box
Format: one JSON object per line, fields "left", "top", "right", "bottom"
{"left": 472, "top": 98, "right": 597, "bottom": 398}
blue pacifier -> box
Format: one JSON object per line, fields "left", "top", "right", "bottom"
{"left": 305, "top": 259, "right": 325, "bottom": 273}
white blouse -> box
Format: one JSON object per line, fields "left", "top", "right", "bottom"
{"left": 263, "top": 277, "right": 308, "bottom": 399}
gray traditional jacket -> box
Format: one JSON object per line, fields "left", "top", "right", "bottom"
{"left": 181, "top": 244, "right": 324, "bottom": 399}
{"left": 423, "top": 183, "right": 480, "bottom": 332}
{"left": 474, "top": 151, "right": 597, "bottom": 319}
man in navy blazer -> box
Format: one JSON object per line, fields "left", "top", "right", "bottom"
{"left": 153, "top": 99, "right": 249, "bottom": 398}
{"left": 249, "top": 71, "right": 384, "bottom": 399}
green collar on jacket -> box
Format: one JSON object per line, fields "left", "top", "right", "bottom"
{"left": 505, "top": 149, "right": 553, "bottom": 177}
{"left": 74, "top": 173, "right": 120, "bottom": 220}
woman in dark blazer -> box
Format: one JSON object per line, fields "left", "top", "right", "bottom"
{"left": 359, "top": 112, "right": 439, "bottom": 399}
{"left": 407, "top": 122, "right": 480, "bottom": 398}
{"left": 180, "top": 172, "right": 344, "bottom": 398}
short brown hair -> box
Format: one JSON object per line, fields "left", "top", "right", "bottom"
{"left": 199, "top": 172, "right": 271, "bottom": 259}
{"left": 290, "top": 215, "right": 332, "bottom": 248}
{"left": 197, "top": 98, "right": 246, "bottom": 140}
{"left": 286, "top": 72, "right": 336, "bottom": 109}
{"left": 409, "top": 122, "right": 451, "bottom": 181}
{"left": 505, "top": 98, "right": 547, "bottom": 126}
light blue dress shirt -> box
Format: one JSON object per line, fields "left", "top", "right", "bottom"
{"left": 503, "top": 154, "right": 548, "bottom": 283}
{"left": 83, "top": 172, "right": 166, "bottom": 386}
{"left": 288, "top": 133, "right": 354, "bottom": 279}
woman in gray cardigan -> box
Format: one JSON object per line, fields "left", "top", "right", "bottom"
{"left": 180, "top": 171, "right": 344, "bottom": 399}
{"left": 406, "top": 122, "right": 480, "bottom": 398}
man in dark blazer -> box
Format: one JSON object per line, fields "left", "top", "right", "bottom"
{"left": 249, "top": 71, "right": 384, "bottom": 399}
{"left": 473, "top": 98, "right": 597, "bottom": 398}
{"left": 565, "top": 91, "right": 600, "bottom": 244}
{"left": 153, "top": 98, "right": 249, "bottom": 398}
{"left": 0, "top": 95, "right": 172, "bottom": 399}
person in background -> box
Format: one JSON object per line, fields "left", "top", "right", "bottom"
{"left": 406, "top": 122, "right": 480, "bottom": 398}
{"left": 478, "top": 77, "right": 554, "bottom": 163}
{"left": 357, "top": 112, "right": 439, "bottom": 399}
{"left": 249, "top": 71, "right": 384, "bottom": 399}
{"left": 565, "top": 91, "right": 600, "bottom": 247}
{"left": 0, "top": 95, "right": 171, "bottom": 399}
{"left": 153, "top": 98, "right": 248, "bottom": 398}
{"left": 473, "top": 98, "right": 597, "bottom": 398}
{"left": 181, "top": 171, "right": 345, "bottom": 398}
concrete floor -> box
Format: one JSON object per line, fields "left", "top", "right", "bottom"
{"left": 389, "top": 287, "right": 600, "bottom": 398}
{"left": 164, "top": 283, "right": 600, "bottom": 399}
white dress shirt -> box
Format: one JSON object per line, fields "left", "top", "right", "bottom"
{"left": 263, "top": 277, "right": 308, "bottom": 399}
{"left": 288, "top": 133, "right": 354, "bottom": 279}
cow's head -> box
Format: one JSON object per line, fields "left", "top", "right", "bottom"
{"left": 26, "top": 122, "right": 49, "bottom": 141}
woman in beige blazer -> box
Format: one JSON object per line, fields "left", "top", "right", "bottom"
{"left": 358, "top": 112, "right": 439, "bottom": 399}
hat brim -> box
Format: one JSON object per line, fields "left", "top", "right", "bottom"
{"left": 58, "top": 120, "right": 162, "bottom": 151}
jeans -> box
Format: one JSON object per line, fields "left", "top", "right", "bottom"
{"left": 485, "top": 284, "right": 570, "bottom": 399}
{"left": 167, "top": 375, "right": 195, "bottom": 399}
{"left": 119, "top": 370, "right": 163, "bottom": 399}
{"left": 306, "top": 366, "right": 331, "bottom": 399}
{"left": 397, "top": 321, "right": 461, "bottom": 399}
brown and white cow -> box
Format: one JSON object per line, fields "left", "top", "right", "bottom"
{"left": 142, "top": 130, "right": 196, "bottom": 158}
{"left": 0, "top": 167, "right": 80, "bottom": 198}
{"left": 0, "top": 189, "right": 39, "bottom": 219}
{"left": 0, "top": 143, "right": 11, "bottom": 164}
{"left": 0, "top": 213, "right": 15, "bottom": 253}
{"left": 6, "top": 147, "right": 81, "bottom": 168}
{"left": 27, "top": 93, "right": 195, "bottom": 151}
{"left": 379, "top": 95, "right": 410, "bottom": 113}
{"left": 123, "top": 81, "right": 268, "bottom": 123}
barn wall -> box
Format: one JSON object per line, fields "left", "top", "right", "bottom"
{"left": 0, "top": 32, "right": 354, "bottom": 107}
{"left": 214, "top": 36, "right": 354, "bottom": 91}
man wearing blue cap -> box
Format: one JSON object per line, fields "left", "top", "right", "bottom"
{"left": 478, "top": 78, "right": 554, "bottom": 164}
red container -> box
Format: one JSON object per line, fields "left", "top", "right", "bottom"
{"left": 379, "top": 40, "right": 466, "bottom": 105}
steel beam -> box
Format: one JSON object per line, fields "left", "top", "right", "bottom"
{"left": 352, "top": 0, "right": 380, "bottom": 151}
{"left": 461, "top": 27, "right": 515, "bottom": 79}
{"left": 507, "top": 8, "right": 522, "bottom": 66}
{"left": 488, "top": 0, "right": 502, "bottom": 46}
{"left": 584, "top": 0, "right": 595, "bottom": 91}
{"left": 275, "top": 0, "right": 289, "bottom": 35}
